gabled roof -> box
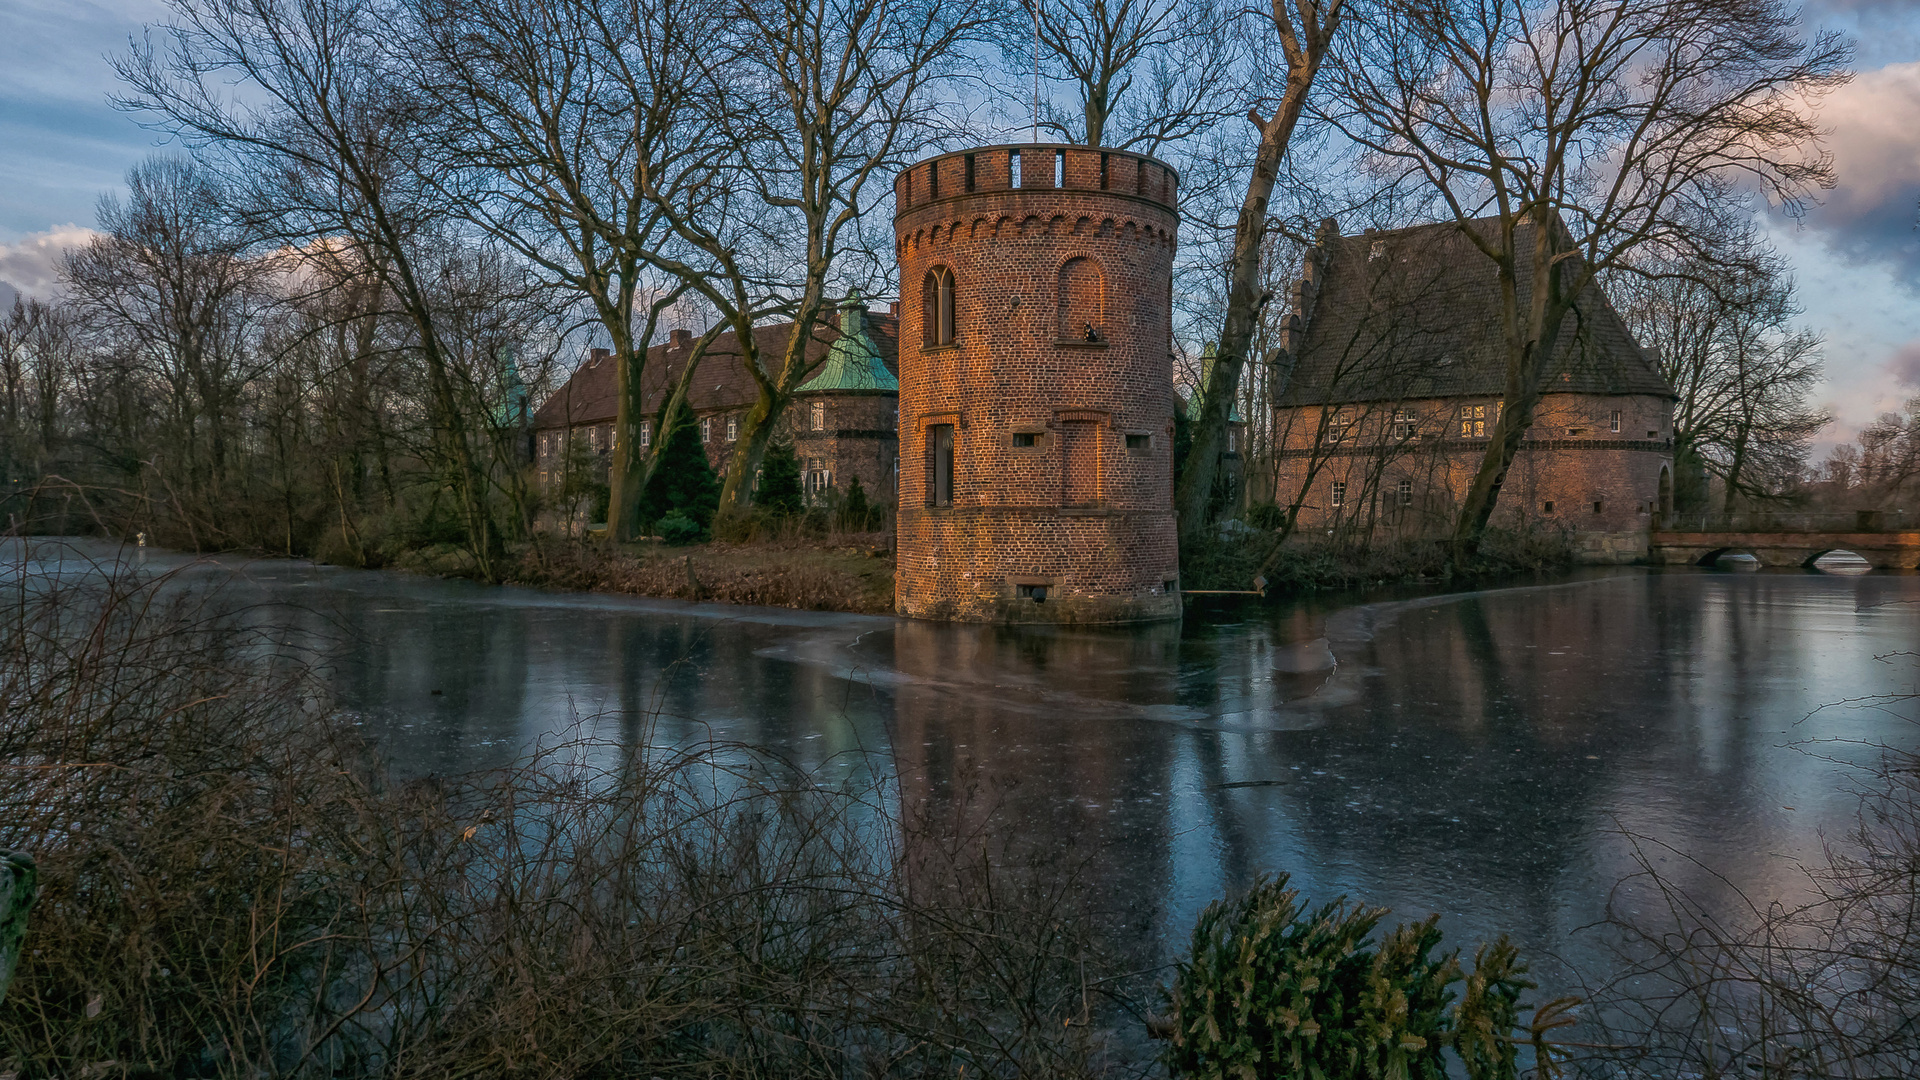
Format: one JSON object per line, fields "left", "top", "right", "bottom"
{"left": 796, "top": 294, "right": 898, "bottom": 394}
{"left": 531, "top": 309, "right": 900, "bottom": 431}
{"left": 1277, "top": 218, "right": 1672, "bottom": 408}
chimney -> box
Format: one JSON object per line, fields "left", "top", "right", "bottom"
{"left": 670, "top": 328, "right": 693, "bottom": 349}
{"left": 589, "top": 347, "right": 610, "bottom": 367}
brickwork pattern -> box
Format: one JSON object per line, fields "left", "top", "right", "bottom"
{"left": 1271, "top": 392, "right": 1676, "bottom": 562}
{"left": 894, "top": 144, "right": 1181, "bottom": 623}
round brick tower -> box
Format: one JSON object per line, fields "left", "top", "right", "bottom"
{"left": 894, "top": 144, "right": 1181, "bottom": 623}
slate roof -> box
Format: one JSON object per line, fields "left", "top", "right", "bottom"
{"left": 1277, "top": 218, "right": 1672, "bottom": 408}
{"left": 795, "top": 296, "right": 898, "bottom": 394}
{"left": 531, "top": 309, "right": 900, "bottom": 430}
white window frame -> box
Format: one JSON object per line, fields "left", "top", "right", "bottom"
{"left": 700, "top": 417, "right": 711, "bottom": 442}
{"left": 726, "top": 416, "right": 738, "bottom": 441}
{"left": 811, "top": 400, "right": 826, "bottom": 431}
{"left": 1330, "top": 480, "right": 1346, "bottom": 508}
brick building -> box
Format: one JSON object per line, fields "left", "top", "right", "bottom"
{"left": 1269, "top": 219, "right": 1676, "bottom": 562}
{"left": 530, "top": 301, "right": 900, "bottom": 516}
{"left": 892, "top": 143, "right": 1183, "bottom": 623}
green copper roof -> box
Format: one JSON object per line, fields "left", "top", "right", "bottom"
{"left": 1185, "top": 343, "right": 1243, "bottom": 423}
{"left": 796, "top": 292, "right": 898, "bottom": 395}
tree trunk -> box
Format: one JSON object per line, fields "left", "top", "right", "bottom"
{"left": 1174, "top": 1, "right": 1340, "bottom": 551}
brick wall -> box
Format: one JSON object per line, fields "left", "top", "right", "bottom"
{"left": 1270, "top": 391, "right": 1676, "bottom": 561}
{"left": 894, "top": 144, "right": 1182, "bottom": 622}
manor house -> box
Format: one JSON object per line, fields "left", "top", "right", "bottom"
{"left": 531, "top": 299, "right": 900, "bottom": 508}
{"left": 1269, "top": 219, "right": 1678, "bottom": 562}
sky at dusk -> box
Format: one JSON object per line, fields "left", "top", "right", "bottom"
{"left": 2, "top": 0, "right": 1916, "bottom": 453}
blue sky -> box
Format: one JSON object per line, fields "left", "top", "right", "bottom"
{"left": 2, "top": 0, "right": 1916, "bottom": 451}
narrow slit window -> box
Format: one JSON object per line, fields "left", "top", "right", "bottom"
{"left": 965, "top": 153, "right": 976, "bottom": 191}
{"left": 1010, "top": 149, "right": 1022, "bottom": 187}
{"left": 924, "top": 266, "right": 956, "bottom": 346}
{"left": 928, "top": 424, "right": 955, "bottom": 507}
{"left": 1099, "top": 152, "right": 1110, "bottom": 189}
{"left": 1054, "top": 149, "right": 1065, "bottom": 187}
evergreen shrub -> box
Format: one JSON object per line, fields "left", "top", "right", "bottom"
{"left": 1166, "top": 873, "right": 1569, "bottom": 1080}
{"left": 656, "top": 510, "right": 703, "bottom": 546}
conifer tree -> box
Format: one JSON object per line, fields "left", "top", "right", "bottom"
{"left": 841, "top": 474, "right": 872, "bottom": 531}
{"left": 638, "top": 400, "right": 720, "bottom": 531}
{"left": 757, "top": 439, "right": 804, "bottom": 518}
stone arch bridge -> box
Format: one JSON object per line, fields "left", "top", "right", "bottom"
{"left": 1651, "top": 511, "right": 1919, "bottom": 570}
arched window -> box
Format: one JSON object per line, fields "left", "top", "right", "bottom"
{"left": 923, "top": 266, "right": 955, "bottom": 346}
{"left": 1057, "top": 256, "right": 1105, "bottom": 341}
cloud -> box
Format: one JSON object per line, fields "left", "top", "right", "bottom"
{"left": 0, "top": 282, "right": 17, "bottom": 312}
{"left": 1890, "top": 340, "right": 1920, "bottom": 389}
{"left": 1797, "top": 61, "right": 1920, "bottom": 287}
{"left": 0, "top": 225, "right": 99, "bottom": 299}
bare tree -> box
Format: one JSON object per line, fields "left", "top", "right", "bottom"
{"left": 1175, "top": 0, "right": 1346, "bottom": 550}
{"left": 1325, "top": 0, "right": 1849, "bottom": 563}
{"left": 1614, "top": 221, "right": 1828, "bottom": 513}
{"left": 117, "top": 0, "right": 512, "bottom": 578}
{"left": 62, "top": 157, "right": 269, "bottom": 545}
{"left": 411, "top": 0, "right": 737, "bottom": 542}
{"left": 1008, "top": 0, "right": 1243, "bottom": 151}
{"left": 703, "top": 0, "right": 983, "bottom": 528}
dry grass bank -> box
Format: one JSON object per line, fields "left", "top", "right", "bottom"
{"left": 506, "top": 533, "right": 896, "bottom": 613}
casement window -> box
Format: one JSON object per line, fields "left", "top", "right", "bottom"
{"left": 726, "top": 416, "right": 738, "bottom": 441}
{"left": 923, "top": 266, "right": 956, "bottom": 346}
{"left": 1610, "top": 410, "right": 1622, "bottom": 433}
{"left": 1392, "top": 409, "right": 1417, "bottom": 440}
{"left": 700, "top": 417, "right": 711, "bottom": 442}
{"left": 1330, "top": 481, "right": 1346, "bottom": 508}
{"left": 639, "top": 419, "right": 652, "bottom": 449}
{"left": 811, "top": 401, "right": 825, "bottom": 431}
{"left": 1458, "top": 404, "right": 1488, "bottom": 438}
{"left": 927, "top": 424, "right": 955, "bottom": 507}
{"left": 1397, "top": 479, "right": 1413, "bottom": 506}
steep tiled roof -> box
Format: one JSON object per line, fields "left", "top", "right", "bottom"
{"left": 531, "top": 310, "right": 901, "bottom": 430}
{"left": 795, "top": 295, "right": 898, "bottom": 394}
{"left": 1277, "top": 218, "right": 1672, "bottom": 408}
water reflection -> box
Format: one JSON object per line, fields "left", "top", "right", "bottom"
{"left": 7, "top": 538, "right": 1917, "bottom": 995}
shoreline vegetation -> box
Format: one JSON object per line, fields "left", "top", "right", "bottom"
{"left": 6, "top": 548, "right": 1918, "bottom": 1077}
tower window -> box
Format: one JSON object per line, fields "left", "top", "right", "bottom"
{"left": 1593, "top": 501, "right": 1604, "bottom": 514}
{"left": 1543, "top": 500, "right": 1555, "bottom": 513}
{"left": 965, "top": 153, "right": 976, "bottom": 191}
{"left": 1013, "top": 432, "right": 1039, "bottom": 448}
{"left": 811, "top": 400, "right": 825, "bottom": 431}
{"left": 927, "top": 424, "right": 955, "bottom": 507}
{"left": 1057, "top": 256, "right": 1105, "bottom": 340}
{"left": 924, "top": 266, "right": 956, "bottom": 346}
{"left": 1126, "top": 433, "right": 1149, "bottom": 450}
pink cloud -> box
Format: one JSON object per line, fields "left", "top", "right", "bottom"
{"left": 0, "top": 224, "right": 98, "bottom": 299}
{"left": 1890, "top": 340, "right": 1920, "bottom": 388}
